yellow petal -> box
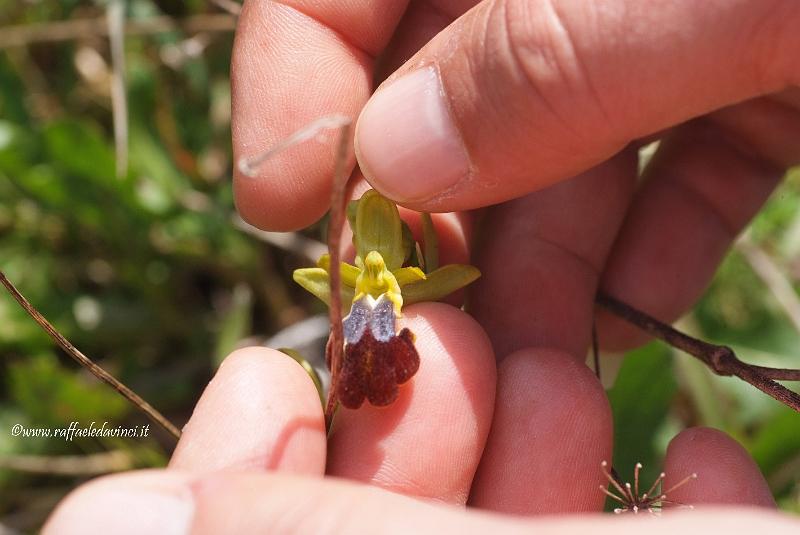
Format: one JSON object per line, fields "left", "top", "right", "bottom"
{"left": 402, "top": 265, "right": 481, "bottom": 305}
{"left": 356, "top": 251, "right": 402, "bottom": 304}
{"left": 393, "top": 266, "right": 427, "bottom": 286}
{"left": 316, "top": 254, "right": 360, "bottom": 288}
{"left": 292, "top": 267, "right": 355, "bottom": 308}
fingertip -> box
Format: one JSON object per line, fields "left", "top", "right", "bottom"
{"left": 327, "top": 302, "right": 496, "bottom": 503}
{"left": 355, "top": 66, "right": 471, "bottom": 206}
{"left": 664, "top": 427, "right": 775, "bottom": 508}
{"left": 402, "top": 302, "right": 497, "bottom": 404}
{"left": 170, "top": 347, "right": 326, "bottom": 475}
{"left": 470, "top": 348, "right": 613, "bottom": 514}
{"left": 44, "top": 470, "right": 196, "bottom": 535}
{"left": 231, "top": 1, "right": 367, "bottom": 231}
{"left": 233, "top": 168, "right": 334, "bottom": 231}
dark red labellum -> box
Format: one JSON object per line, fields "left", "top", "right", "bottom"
{"left": 337, "top": 296, "right": 420, "bottom": 408}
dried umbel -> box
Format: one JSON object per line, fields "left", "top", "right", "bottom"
{"left": 600, "top": 461, "right": 697, "bottom": 515}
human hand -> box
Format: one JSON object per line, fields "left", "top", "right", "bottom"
{"left": 230, "top": 0, "right": 800, "bottom": 355}
{"left": 44, "top": 1, "right": 800, "bottom": 532}
{"left": 44, "top": 339, "right": 795, "bottom": 533}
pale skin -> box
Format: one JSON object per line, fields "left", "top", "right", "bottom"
{"left": 45, "top": 0, "right": 800, "bottom": 533}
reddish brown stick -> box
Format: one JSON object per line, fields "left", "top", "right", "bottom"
{"left": 597, "top": 292, "right": 800, "bottom": 412}
{"left": 323, "top": 121, "right": 352, "bottom": 430}
{"left": 0, "top": 271, "right": 181, "bottom": 440}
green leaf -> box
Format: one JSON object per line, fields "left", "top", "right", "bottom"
{"left": 400, "top": 219, "right": 416, "bottom": 267}
{"left": 293, "top": 268, "right": 333, "bottom": 305}
{"left": 7, "top": 353, "right": 129, "bottom": 428}
{"left": 402, "top": 265, "right": 480, "bottom": 304}
{"left": 607, "top": 344, "right": 677, "bottom": 497}
{"left": 420, "top": 212, "right": 439, "bottom": 273}
{"left": 751, "top": 408, "right": 800, "bottom": 481}
{"left": 346, "top": 199, "right": 359, "bottom": 234}
{"left": 43, "top": 120, "right": 117, "bottom": 184}
{"left": 354, "top": 190, "right": 405, "bottom": 270}
{"left": 213, "top": 284, "right": 253, "bottom": 367}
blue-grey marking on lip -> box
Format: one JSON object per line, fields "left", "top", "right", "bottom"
{"left": 369, "top": 296, "right": 395, "bottom": 342}
{"left": 343, "top": 297, "right": 369, "bottom": 344}
{"left": 342, "top": 294, "right": 397, "bottom": 345}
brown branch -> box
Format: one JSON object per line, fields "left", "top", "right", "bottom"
{"left": 324, "top": 121, "right": 353, "bottom": 431}
{"left": 0, "top": 14, "right": 236, "bottom": 49}
{"left": 745, "top": 364, "right": 800, "bottom": 381}
{"left": 234, "top": 114, "right": 352, "bottom": 428}
{"left": 596, "top": 292, "right": 800, "bottom": 412}
{"left": 0, "top": 271, "right": 182, "bottom": 440}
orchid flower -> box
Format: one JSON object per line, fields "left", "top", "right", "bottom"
{"left": 293, "top": 189, "right": 480, "bottom": 408}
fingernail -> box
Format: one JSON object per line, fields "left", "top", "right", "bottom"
{"left": 44, "top": 473, "right": 194, "bottom": 535}
{"left": 356, "top": 66, "right": 469, "bottom": 203}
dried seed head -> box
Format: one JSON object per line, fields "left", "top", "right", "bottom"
{"left": 600, "top": 461, "right": 697, "bottom": 515}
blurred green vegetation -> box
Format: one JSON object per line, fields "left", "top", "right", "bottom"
{"left": 610, "top": 168, "right": 800, "bottom": 513}
{"left": 0, "top": 2, "right": 322, "bottom": 531}
{"left": 0, "top": 1, "right": 799, "bottom": 532}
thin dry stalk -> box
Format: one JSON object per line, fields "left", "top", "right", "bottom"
{"left": 107, "top": 0, "right": 128, "bottom": 179}
{"left": 234, "top": 114, "right": 353, "bottom": 429}
{"left": 0, "top": 272, "right": 182, "bottom": 440}
{"left": 597, "top": 292, "right": 800, "bottom": 411}
{"left": 323, "top": 122, "right": 353, "bottom": 430}
{"left": 0, "top": 451, "right": 133, "bottom": 475}
{"left": 237, "top": 115, "right": 353, "bottom": 178}
{"left": 0, "top": 14, "right": 236, "bottom": 49}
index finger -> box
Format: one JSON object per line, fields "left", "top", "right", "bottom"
{"left": 663, "top": 427, "right": 775, "bottom": 508}
{"left": 231, "top": 1, "right": 408, "bottom": 231}
{"left": 326, "top": 302, "right": 497, "bottom": 504}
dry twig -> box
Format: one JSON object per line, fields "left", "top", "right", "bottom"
{"left": 597, "top": 292, "right": 800, "bottom": 411}
{"left": 106, "top": 0, "right": 128, "bottom": 179}
{"left": 322, "top": 122, "right": 353, "bottom": 429}
{"left": 0, "top": 14, "right": 236, "bottom": 49}
{"left": 0, "top": 272, "right": 182, "bottom": 440}
{"left": 234, "top": 114, "right": 353, "bottom": 429}
{"left": 0, "top": 451, "right": 133, "bottom": 476}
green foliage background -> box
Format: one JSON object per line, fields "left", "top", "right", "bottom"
{"left": 1, "top": 1, "right": 799, "bottom": 531}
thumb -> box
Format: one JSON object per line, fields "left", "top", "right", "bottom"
{"left": 45, "top": 471, "right": 800, "bottom": 534}
{"left": 355, "top": 0, "right": 799, "bottom": 210}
